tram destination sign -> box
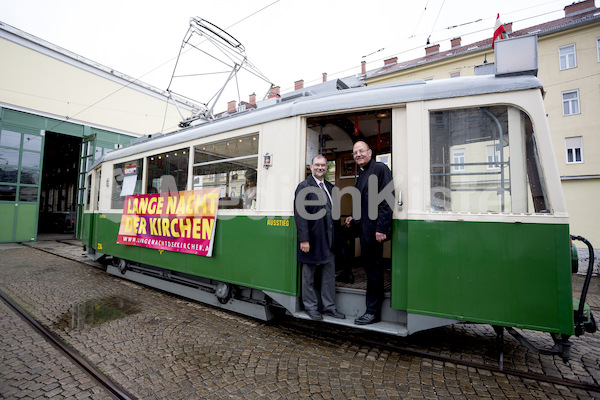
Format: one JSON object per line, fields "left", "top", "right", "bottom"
{"left": 117, "top": 188, "right": 220, "bottom": 257}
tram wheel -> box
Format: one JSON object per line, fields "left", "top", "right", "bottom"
{"left": 215, "top": 282, "right": 232, "bottom": 304}
{"left": 118, "top": 259, "right": 128, "bottom": 275}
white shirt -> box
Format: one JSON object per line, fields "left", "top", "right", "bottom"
{"left": 312, "top": 175, "right": 332, "bottom": 205}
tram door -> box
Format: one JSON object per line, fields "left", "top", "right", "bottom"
{"left": 81, "top": 167, "right": 101, "bottom": 250}
{"left": 77, "top": 134, "right": 96, "bottom": 239}
{"left": 306, "top": 109, "right": 393, "bottom": 280}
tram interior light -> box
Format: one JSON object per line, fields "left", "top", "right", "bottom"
{"left": 495, "top": 35, "right": 538, "bottom": 77}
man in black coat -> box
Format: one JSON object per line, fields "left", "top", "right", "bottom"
{"left": 345, "top": 141, "right": 394, "bottom": 325}
{"left": 294, "top": 155, "right": 345, "bottom": 321}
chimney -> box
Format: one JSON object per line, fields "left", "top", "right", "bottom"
{"left": 451, "top": 37, "right": 461, "bottom": 49}
{"left": 322, "top": 72, "right": 327, "bottom": 82}
{"left": 564, "top": 0, "right": 596, "bottom": 17}
{"left": 249, "top": 93, "right": 256, "bottom": 106}
{"left": 361, "top": 61, "right": 366, "bottom": 75}
{"left": 227, "top": 100, "right": 236, "bottom": 114}
{"left": 294, "top": 79, "right": 304, "bottom": 90}
{"left": 384, "top": 57, "right": 398, "bottom": 66}
{"left": 425, "top": 44, "right": 440, "bottom": 56}
{"left": 504, "top": 22, "right": 513, "bottom": 34}
{"left": 267, "top": 86, "right": 280, "bottom": 99}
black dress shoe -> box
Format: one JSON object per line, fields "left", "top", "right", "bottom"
{"left": 322, "top": 309, "right": 346, "bottom": 319}
{"left": 354, "top": 313, "right": 380, "bottom": 325}
{"left": 335, "top": 271, "right": 354, "bottom": 284}
{"left": 305, "top": 310, "right": 323, "bottom": 320}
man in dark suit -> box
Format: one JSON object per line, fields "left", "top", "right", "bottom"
{"left": 345, "top": 141, "right": 394, "bottom": 325}
{"left": 294, "top": 155, "right": 345, "bottom": 321}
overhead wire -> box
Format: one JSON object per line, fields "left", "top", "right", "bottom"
{"left": 353, "top": 3, "right": 567, "bottom": 80}
{"left": 45, "top": 0, "right": 281, "bottom": 134}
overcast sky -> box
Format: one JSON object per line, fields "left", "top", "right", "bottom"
{"left": 2, "top": 0, "right": 590, "bottom": 115}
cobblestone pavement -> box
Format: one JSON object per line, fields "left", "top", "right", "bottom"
{"left": 0, "top": 291, "right": 113, "bottom": 399}
{"left": 1, "top": 242, "right": 599, "bottom": 399}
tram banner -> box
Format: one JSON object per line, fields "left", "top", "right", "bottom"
{"left": 117, "top": 188, "right": 220, "bottom": 257}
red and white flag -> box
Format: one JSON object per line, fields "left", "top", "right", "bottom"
{"left": 492, "top": 13, "right": 508, "bottom": 49}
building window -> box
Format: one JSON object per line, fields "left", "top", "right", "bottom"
{"left": 597, "top": 38, "right": 600, "bottom": 62}
{"left": 559, "top": 44, "right": 576, "bottom": 70}
{"left": 565, "top": 137, "right": 583, "bottom": 164}
{"left": 562, "top": 90, "right": 580, "bottom": 115}
{"left": 449, "top": 71, "right": 460, "bottom": 78}
{"left": 0, "top": 129, "right": 42, "bottom": 203}
{"left": 452, "top": 148, "right": 465, "bottom": 171}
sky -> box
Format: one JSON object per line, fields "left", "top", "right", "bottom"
{"left": 2, "top": 0, "right": 593, "bottom": 115}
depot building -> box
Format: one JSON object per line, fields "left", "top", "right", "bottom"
{"left": 0, "top": 22, "right": 197, "bottom": 242}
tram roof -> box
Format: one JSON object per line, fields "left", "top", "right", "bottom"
{"left": 97, "top": 74, "right": 543, "bottom": 166}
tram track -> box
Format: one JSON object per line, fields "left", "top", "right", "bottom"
{"left": 282, "top": 318, "right": 600, "bottom": 394}
{"left": 0, "top": 288, "right": 136, "bottom": 400}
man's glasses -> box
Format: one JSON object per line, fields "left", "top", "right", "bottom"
{"left": 352, "top": 148, "right": 369, "bottom": 156}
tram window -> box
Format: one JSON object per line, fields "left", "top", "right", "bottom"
{"left": 96, "top": 170, "right": 101, "bottom": 211}
{"left": 524, "top": 117, "right": 549, "bottom": 213}
{"left": 430, "top": 107, "right": 549, "bottom": 214}
{"left": 85, "top": 174, "right": 92, "bottom": 210}
{"left": 193, "top": 134, "right": 259, "bottom": 210}
{"left": 111, "top": 159, "right": 143, "bottom": 209}
{"left": 146, "top": 149, "right": 188, "bottom": 194}
{"left": 430, "top": 107, "right": 511, "bottom": 213}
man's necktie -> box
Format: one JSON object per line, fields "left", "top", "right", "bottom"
{"left": 319, "top": 182, "right": 331, "bottom": 208}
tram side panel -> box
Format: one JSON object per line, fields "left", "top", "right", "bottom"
{"left": 90, "top": 117, "right": 300, "bottom": 298}
{"left": 93, "top": 213, "right": 297, "bottom": 295}
{"left": 392, "top": 220, "right": 572, "bottom": 334}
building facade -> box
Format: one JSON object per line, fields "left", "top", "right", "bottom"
{"left": 363, "top": 0, "right": 600, "bottom": 248}
{"left": 0, "top": 22, "right": 197, "bottom": 242}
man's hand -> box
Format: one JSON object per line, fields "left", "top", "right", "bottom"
{"left": 375, "top": 232, "right": 387, "bottom": 242}
{"left": 344, "top": 216, "right": 354, "bottom": 227}
{"left": 300, "top": 241, "right": 310, "bottom": 253}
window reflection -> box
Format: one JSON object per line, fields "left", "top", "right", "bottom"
{"left": 21, "top": 151, "right": 41, "bottom": 168}
{"left": 146, "top": 149, "right": 188, "bottom": 194}
{"left": 23, "top": 135, "right": 42, "bottom": 151}
{"left": 429, "top": 106, "right": 549, "bottom": 214}
{"left": 0, "top": 185, "right": 17, "bottom": 201}
{"left": 20, "top": 169, "right": 39, "bottom": 185}
{"left": 193, "top": 135, "right": 259, "bottom": 210}
{"left": 0, "top": 130, "right": 21, "bottom": 148}
{"left": 0, "top": 166, "right": 18, "bottom": 183}
{"left": 0, "top": 148, "right": 19, "bottom": 166}
{"left": 19, "top": 187, "right": 37, "bottom": 202}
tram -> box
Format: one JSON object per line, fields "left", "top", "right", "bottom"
{"left": 82, "top": 38, "right": 596, "bottom": 361}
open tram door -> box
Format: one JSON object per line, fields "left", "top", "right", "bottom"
{"left": 305, "top": 109, "right": 403, "bottom": 332}
{"left": 81, "top": 166, "right": 102, "bottom": 259}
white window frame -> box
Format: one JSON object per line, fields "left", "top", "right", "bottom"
{"left": 486, "top": 144, "right": 500, "bottom": 169}
{"left": 559, "top": 44, "right": 577, "bottom": 70}
{"left": 562, "top": 90, "right": 580, "bottom": 116}
{"left": 597, "top": 37, "right": 600, "bottom": 63}
{"left": 452, "top": 148, "right": 465, "bottom": 171}
{"left": 565, "top": 136, "right": 584, "bottom": 164}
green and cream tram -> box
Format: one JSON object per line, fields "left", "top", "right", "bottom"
{"left": 82, "top": 59, "right": 595, "bottom": 360}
